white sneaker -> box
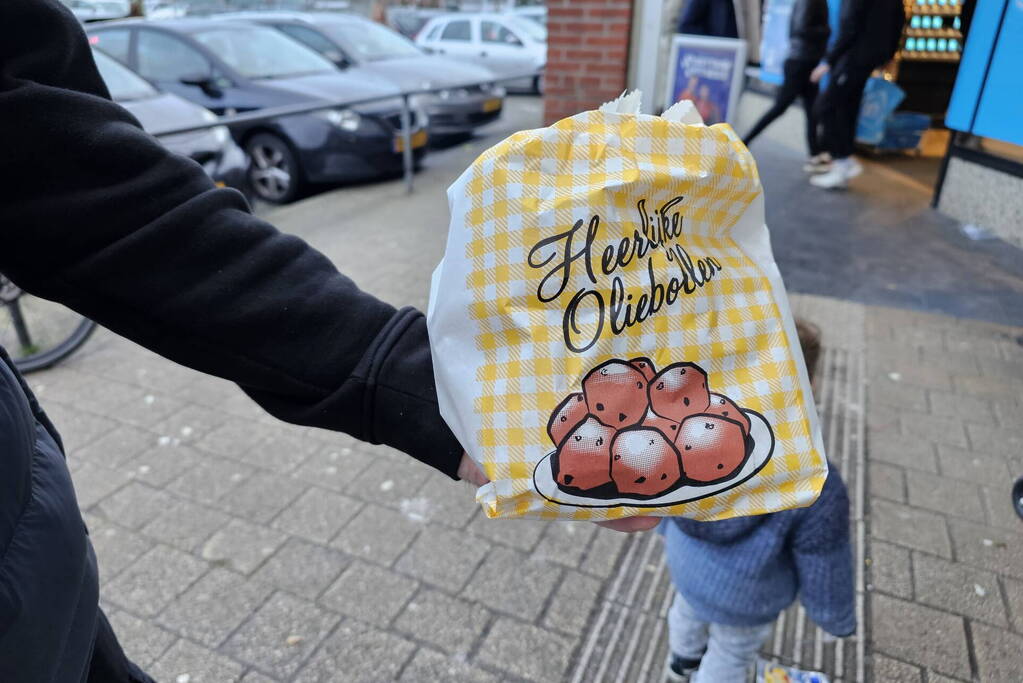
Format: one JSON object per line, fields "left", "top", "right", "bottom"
{"left": 845, "top": 157, "right": 863, "bottom": 178}
{"left": 803, "top": 153, "right": 832, "bottom": 173}
{"left": 810, "top": 157, "right": 858, "bottom": 189}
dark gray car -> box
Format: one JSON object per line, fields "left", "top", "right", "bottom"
{"left": 88, "top": 18, "right": 429, "bottom": 203}
{"left": 218, "top": 11, "right": 506, "bottom": 135}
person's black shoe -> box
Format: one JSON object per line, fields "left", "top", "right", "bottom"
{"left": 664, "top": 652, "right": 702, "bottom": 682}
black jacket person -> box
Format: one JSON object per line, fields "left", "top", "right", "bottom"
{"left": 0, "top": 1, "right": 465, "bottom": 679}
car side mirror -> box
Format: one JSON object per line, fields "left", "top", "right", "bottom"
{"left": 179, "top": 72, "right": 222, "bottom": 97}
{"left": 326, "top": 51, "right": 351, "bottom": 69}
{"left": 506, "top": 35, "right": 522, "bottom": 46}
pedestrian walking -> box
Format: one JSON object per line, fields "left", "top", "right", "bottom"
{"left": 661, "top": 465, "right": 855, "bottom": 682}
{"left": 809, "top": 0, "right": 906, "bottom": 189}
{"left": 742, "top": 0, "right": 831, "bottom": 172}
{"left": 0, "top": 2, "right": 652, "bottom": 681}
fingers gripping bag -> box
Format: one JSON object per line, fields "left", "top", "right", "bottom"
{"left": 427, "top": 93, "right": 827, "bottom": 522}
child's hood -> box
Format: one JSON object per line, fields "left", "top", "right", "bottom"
{"left": 672, "top": 513, "right": 772, "bottom": 543}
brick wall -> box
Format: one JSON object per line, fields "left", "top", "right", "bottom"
{"left": 543, "top": 0, "right": 635, "bottom": 125}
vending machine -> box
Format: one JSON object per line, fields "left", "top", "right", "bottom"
{"left": 893, "top": 0, "right": 969, "bottom": 117}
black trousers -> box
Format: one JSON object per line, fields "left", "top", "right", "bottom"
{"left": 743, "top": 58, "right": 821, "bottom": 156}
{"left": 87, "top": 611, "right": 155, "bottom": 683}
{"left": 814, "top": 62, "right": 873, "bottom": 159}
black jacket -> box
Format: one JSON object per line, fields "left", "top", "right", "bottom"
{"left": 825, "top": 0, "right": 906, "bottom": 69}
{"left": 0, "top": 0, "right": 462, "bottom": 679}
{"left": 679, "top": 0, "right": 739, "bottom": 38}
{"left": 788, "top": 0, "right": 831, "bottom": 62}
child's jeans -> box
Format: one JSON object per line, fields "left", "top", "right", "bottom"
{"left": 669, "top": 592, "right": 774, "bottom": 682}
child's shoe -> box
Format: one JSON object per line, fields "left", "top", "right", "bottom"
{"left": 664, "top": 653, "right": 702, "bottom": 682}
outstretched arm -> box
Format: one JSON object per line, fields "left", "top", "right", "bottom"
{"left": 0, "top": 0, "right": 462, "bottom": 477}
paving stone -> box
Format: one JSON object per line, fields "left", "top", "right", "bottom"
{"left": 223, "top": 592, "right": 340, "bottom": 680}
{"left": 331, "top": 504, "right": 422, "bottom": 566}
{"left": 196, "top": 420, "right": 316, "bottom": 473}
{"left": 927, "top": 390, "right": 996, "bottom": 424}
{"left": 394, "top": 589, "right": 491, "bottom": 655}
{"left": 213, "top": 472, "right": 306, "bottom": 525}
{"left": 91, "top": 523, "right": 155, "bottom": 585}
{"left": 992, "top": 400, "right": 1023, "bottom": 429}
{"left": 1003, "top": 577, "right": 1023, "bottom": 632}
{"left": 252, "top": 537, "right": 350, "bottom": 601}
{"left": 320, "top": 559, "right": 418, "bottom": 627}
{"left": 868, "top": 461, "right": 906, "bottom": 502}
{"left": 271, "top": 487, "right": 362, "bottom": 544}
{"left": 106, "top": 545, "right": 208, "bottom": 617}
{"left": 477, "top": 617, "right": 573, "bottom": 682}
{"left": 977, "top": 355, "right": 1023, "bottom": 381}
{"left": 463, "top": 547, "right": 561, "bottom": 621}
{"left": 106, "top": 609, "right": 177, "bottom": 669}
{"left": 870, "top": 381, "right": 928, "bottom": 411}
{"left": 532, "top": 522, "right": 598, "bottom": 569}
{"left": 155, "top": 404, "right": 235, "bottom": 443}
{"left": 965, "top": 422, "right": 1023, "bottom": 460}
{"left": 581, "top": 527, "right": 630, "bottom": 578}
{"left": 936, "top": 446, "right": 1013, "bottom": 486}
{"left": 971, "top": 622, "right": 1023, "bottom": 683}
{"left": 168, "top": 454, "right": 255, "bottom": 506}
{"left": 947, "top": 519, "right": 1023, "bottom": 581}
{"left": 292, "top": 446, "right": 375, "bottom": 493}
{"left": 395, "top": 526, "right": 488, "bottom": 592}
{"left": 868, "top": 434, "right": 938, "bottom": 473}
{"left": 44, "top": 403, "right": 118, "bottom": 452}
{"left": 953, "top": 374, "right": 1023, "bottom": 401}
{"left": 543, "top": 569, "right": 604, "bottom": 635}
{"left": 912, "top": 553, "right": 1007, "bottom": 626}
{"left": 345, "top": 456, "right": 433, "bottom": 509}
{"left": 128, "top": 444, "right": 203, "bottom": 487}
{"left": 72, "top": 461, "right": 133, "bottom": 509}
{"left": 918, "top": 348, "right": 983, "bottom": 374}
{"left": 899, "top": 411, "right": 968, "bottom": 448}
{"left": 867, "top": 540, "right": 913, "bottom": 599}
{"left": 96, "top": 482, "right": 175, "bottom": 530}
{"left": 871, "top": 654, "right": 922, "bottom": 682}
{"left": 405, "top": 474, "right": 480, "bottom": 528}
{"left": 905, "top": 471, "right": 985, "bottom": 522}
{"left": 872, "top": 364, "right": 952, "bottom": 391}
{"left": 239, "top": 671, "right": 279, "bottom": 683}
{"left": 149, "top": 638, "right": 245, "bottom": 683}
{"left": 141, "top": 497, "right": 230, "bottom": 552}
{"left": 869, "top": 593, "right": 970, "bottom": 679}
{"left": 76, "top": 425, "right": 159, "bottom": 469}
{"left": 158, "top": 568, "right": 274, "bottom": 648}
{"left": 294, "top": 620, "right": 416, "bottom": 683}
{"left": 114, "top": 391, "right": 188, "bottom": 429}
{"left": 200, "top": 519, "right": 287, "bottom": 575}
{"left": 467, "top": 512, "right": 546, "bottom": 552}
{"left": 869, "top": 498, "right": 951, "bottom": 558}
{"left": 399, "top": 648, "right": 499, "bottom": 683}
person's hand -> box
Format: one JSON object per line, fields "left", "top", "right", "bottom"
{"left": 457, "top": 453, "right": 489, "bottom": 487}
{"left": 810, "top": 63, "right": 830, "bottom": 84}
{"left": 597, "top": 516, "right": 660, "bottom": 533}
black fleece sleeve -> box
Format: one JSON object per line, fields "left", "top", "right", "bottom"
{"left": 825, "top": 0, "right": 867, "bottom": 66}
{"left": 0, "top": 0, "right": 463, "bottom": 478}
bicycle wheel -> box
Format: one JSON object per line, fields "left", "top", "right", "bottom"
{"left": 1, "top": 282, "right": 97, "bottom": 374}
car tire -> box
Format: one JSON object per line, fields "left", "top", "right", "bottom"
{"left": 246, "top": 133, "right": 302, "bottom": 204}
{"left": 533, "top": 73, "right": 544, "bottom": 95}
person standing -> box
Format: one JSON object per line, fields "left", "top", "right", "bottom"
{"left": 742, "top": 0, "right": 831, "bottom": 170}
{"left": 809, "top": 0, "right": 906, "bottom": 189}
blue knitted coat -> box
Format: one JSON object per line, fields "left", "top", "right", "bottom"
{"left": 663, "top": 464, "right": 855, "bottom": 636}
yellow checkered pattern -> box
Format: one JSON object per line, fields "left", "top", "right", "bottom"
{"left": 461, "top": 110, "right": 826, "bottom": 521}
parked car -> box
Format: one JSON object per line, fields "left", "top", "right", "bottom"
{"left": 386, "top": 6, "right": 445, "bottom": 39}
{"left": 223, "top": 11, "right": 505, "bottom": 135}
{"left": 88, "top": 18, "right": 429, "bottom": 203}
{"left": 415, "top": 12, "right": 546, "bottom": 93}
{"left": 63, "top": 0, "right": 131, "bottom": 22}
{"left": 91, "top": 46, "right": 249, "bottom": 195}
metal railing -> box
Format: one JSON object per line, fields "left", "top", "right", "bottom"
{"left": 152, "top": 72, "right": 540, "bottom": 195}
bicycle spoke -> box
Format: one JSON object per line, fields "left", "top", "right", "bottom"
{"left": 6, "top": 298, "right": 35, "bottom": 352}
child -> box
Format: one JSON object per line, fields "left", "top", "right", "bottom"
{"left": 663, "top": 319, "right": 854, "bottom": 682}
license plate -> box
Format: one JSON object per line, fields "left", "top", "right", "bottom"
{"left": 394, "top": 129, "right": 428, "bottom": 153}
{"left": 482, "top": 97, "right": 502, "bottom": 113}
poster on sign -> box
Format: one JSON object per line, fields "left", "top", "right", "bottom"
{"left": 664, "top": 35, "right": 747, "bottom": 125}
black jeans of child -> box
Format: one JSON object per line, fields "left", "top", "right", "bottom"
{"left": 88, "top": 611, "right": 155, "bottom": 683}
{"left": 743, "top": 58, "right": 821, "bottom": 156}
{"left": 814, "top": 61, "right": 873, "bottom": 159}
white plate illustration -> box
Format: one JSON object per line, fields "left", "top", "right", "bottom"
{"left": 532, "top": 408, "right": 775, "bottom": 509}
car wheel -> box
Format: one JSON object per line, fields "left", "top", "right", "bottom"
{"left": 533, "top": 73, "right": 544, "bottom": 95}
{"left": 246, "top": 133, "right": 302, "bottom": 204}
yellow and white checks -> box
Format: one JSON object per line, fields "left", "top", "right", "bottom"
{"left": 439, "top": 109, "right": 826, "bottom": 522}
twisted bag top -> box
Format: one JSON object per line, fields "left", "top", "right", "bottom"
{"left": 428, "top": 98, "right": 827, "bottom": 522}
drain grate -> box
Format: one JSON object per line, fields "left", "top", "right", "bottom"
{"left": 569, "top": 347, "right": 867, "bottom": 682}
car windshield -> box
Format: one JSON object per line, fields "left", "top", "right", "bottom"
{"left": 505, "top": 16, "right": 546, "bottom": 42}
{"left": 320, "top": 20, "right": 422, "bottom": 61}
{"left": 92, "top": 49, "right": 159, "bottom": 101}
{"left": 193, "top": 26, "right": 336, "bottom": 79}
